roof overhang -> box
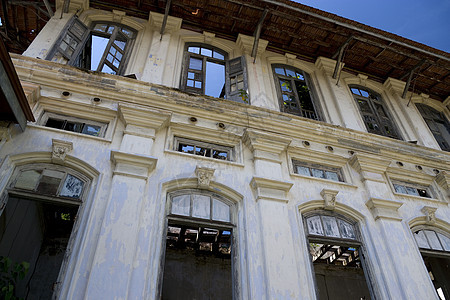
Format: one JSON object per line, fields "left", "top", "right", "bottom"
{"left": 0, "top": 37, "right": 35, "bottom": 131}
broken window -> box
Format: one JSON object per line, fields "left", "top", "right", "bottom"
{"left": 293, "top": 160, "right": 344, "bottom": 182}
{"left": 392, "top": 180, "right": 433, "bottom": 198}
{"left": 162, "top": 190, "right": 234, "bottom": 300}
{"left": 47, "top": 17, "right": 136, "bottom": 75}
{"left": 273, "top": 65, "right": 320, "bottom": 120}
{"left": 350, "top": 86, "right": 400, "bottom": 139}
{"left": 174, "top": 137, "right": 234, "bottom": 161}
{"left": 40, "top": 112, "right": 107, "bottom": 137}
{"left": 304, "top": 212, "right": 372, "bottom": 300}
{"left": 416, "top": 104, "right": 450, "bottom": 152}
{"left": 413, "top": 228, "right": 450, "bottom": 300}
{"left": 181, "top": 43, "right": 249, "bottom": 102}
{"left": 0, "top": 165, "right": 89, "bottom": 298}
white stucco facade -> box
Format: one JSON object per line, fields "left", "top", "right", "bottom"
{"left": 0, "top": 4, "right": 449, "bottom": 300}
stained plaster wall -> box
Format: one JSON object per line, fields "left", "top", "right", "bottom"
{"left": 1, "top": 6, "right": 449, "bottom": 300}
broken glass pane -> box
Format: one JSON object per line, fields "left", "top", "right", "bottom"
{"left": 82, "top": 124, "right": 101, "bottom": 136}
{"left": 414, "top": 230, "right": 430, "bottom": 249}
{"left": 338, "top": 219, "right": 356, "bottom": 239}
{"left": 171, "top": 194, "right": 190, "bottom": 216}
{"left": 306, "top": 216, "right": 324, "bottom": 236}
{"left": 37, "top": 175, "right": 62, "bottom": 196}
{"left": 322, "top": 216, "right": 340, "bottom": 238}
{"left": 179, "top": 144, "right": 194, "bottom": 154}
{"left": 424, "top": 230, "right": 443, "bottom": 250}
{"left": 15, "top": 170, "right": 41, "bottom": 190}
{"left": 212, "top": 198, "right": 230, "bottom": 222}
{"left": 192, "top": 194, "right": 210, "bottom": 219}
{"left": 286, "top": 68, "right": 296, "bottom": 77}
{"left": 59, "top": 174, "right": 84, "bottom": 199}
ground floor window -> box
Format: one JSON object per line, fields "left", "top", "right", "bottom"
{"left": 304, "top": 212, "right": 372, "bottom": 300}
{"left": 0, "top": 197, "right": 78, "bottom": 299}
{"left": 161, "top": 190, "right": 234, "bottom": 300}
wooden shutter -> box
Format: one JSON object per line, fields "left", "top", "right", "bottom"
{"left": 225, "top": 56, "right": 249, "bottom": 103}
{"left": 46, "top": 16, "right": 89, "bottom": 65}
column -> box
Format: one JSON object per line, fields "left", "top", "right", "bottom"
{"left": 85, "top": 105, "right": 170, "bottom": 299}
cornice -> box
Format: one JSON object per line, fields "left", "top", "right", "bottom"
{"left": 386, "top": 166, "right": 435, "bottom": 186}
{"left": 288, "top": 140, "right": 348, "bottom": 167}
{"left": 236, "top": 34, "right": 269, "bottom": 56}
{"left": 349, "top": 153, "right": 391, "bottom": 174}
{"left": 250, "top": 176, "right": 293, "bottom": 203}
{"left": 170, "top": 122, "right": 241, "bottom": 146}
{"left": 365, "top": 198, "right": 403, "bottom": 221}
{"left": 243, "top": 129, "right": 291, "bottom": 154}
{"left": 12, "top": 55, "right": 450, "bottom": 167}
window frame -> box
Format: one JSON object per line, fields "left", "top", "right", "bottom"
{"left": 415, "top": 103, "right": 450, "bottom": 152}
{"left": 39, "top": 111, "right": 108, "bottom": 138}
{"left": 391, "top": 180, "right": 434, "bottom": 199}
{"left": 272, "top": 64, "right": 321, "bottom": 120}
{"left": 174, "top": 136, "right": 235, "bottom": 162}
{"left": 47, "top": 17, "right": 137, "bottom": 76}
{"left": 350, "top": 85, "right": 401, "bottom": 139}
{"left": 292, "top": 160, "right": 345, "bottom": 182}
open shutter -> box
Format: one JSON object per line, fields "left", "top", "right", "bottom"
{"left": 46, "top": 16, "right": 89, "bottom": 65}
{"left": 225, "top": 56, "right": 249, "bottom": 103}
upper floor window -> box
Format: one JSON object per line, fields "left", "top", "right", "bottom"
{"left": 416, "top": 104, "right": 450, "bottom": 152}
{"left": 40, "top": 112, "right": 107, "bottom": 138}
{"left": 47, "top": 17, "right": 136, "bottom": 75}
{"left": 350, "top": 86, "right": 400, "bottom": 139}
{"left": 180, "top": 43, "right": 248, "bottom": 102}
{"left": 272, "top": 65, "right": 320, "bottom": 120}
{"left": 174, "top": 137, "right": 233, "bottom": 161}
{"left": 293, "top": 160, "right": 344, "bottom": 182}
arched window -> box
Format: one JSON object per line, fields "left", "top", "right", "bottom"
{"left": 0, "top": 164, "right": 90, "bottom": 299}
{"left": 47, "top": 17, "right": 136, "bottom": 75}
{"left": 162, "top": 189, "right": 235, "bottom": 300}
{"left": 412, "top": 228, "right": 450, "bottom": 299}
{"left": 350, "top": 86, "right": 400, "bottom": 139}
{"left": 416, "top": 104, "right": 450, "bottom": 151}
{"left": 304, "top": 211, "right": 372, "bottom": 299}
{"left": 272, "top": 65, "right": 320, "bottom": 120}
{"left": 181, "top": 43, "right": 248, "bottom": 102}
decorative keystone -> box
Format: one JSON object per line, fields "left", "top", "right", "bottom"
{"left": 421, "top": 206, "right": 438, "bottom": 225}
{"left": 321, "top": 189, "right": 339, "bottom": 210}
{"left": 195, "top": 166, "right": 215, "bottom": 188}
{"left": 365, "top": 198, "right": 403, "bottom": 221}
{"left": 52, "top": 139, "right": 73, "bottom": 164}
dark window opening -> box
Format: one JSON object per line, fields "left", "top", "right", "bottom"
{"left": 175, "top": 137, "right": 233, "bottom": 161}
{"left": 293, "top": 160, "right": 344, "bottom": 182}
{"left": 47, "top": 17, "right": 136, "bottom": 76}
{"left": 350, "top": 86, "right": 400, "bottom": 139}
{"left": 416, "top": 104, "right": 450, "bottom": 152}
{"left": 273, "top": 65, "right": 319, "bottom": 120}
{"left": 393, "top": 182, "right": 432, "bottom": 198}
{"left": 0, "top": 198, "right": 79, "bottom": 299}
{"left": 45, "top": 117, "right": 102, "bottom": 137}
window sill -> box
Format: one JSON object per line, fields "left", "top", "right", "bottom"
{"left": 29, "top": 124, "right": 112, "bottom": 142}
{"left": 164, "top": 149, "right": 244, "bottom": 167}
{"left": 392, "top": 192, "right": 447, "bottom": 204}
{"left": 290, "top": 172, "right": 357, "bottom": 188}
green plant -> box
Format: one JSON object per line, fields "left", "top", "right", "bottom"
{"left": 0, "top": 256, "right": 29, "bottom": 300}
{"left": 238, "top": 89, "right": 249, "bottom": 103}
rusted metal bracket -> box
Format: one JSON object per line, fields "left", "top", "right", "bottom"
{"left": 332, "top": 36, "right": 353, "bottom": 79}
{"left": 401, "top": 59, "right": 426, "bottom": 99}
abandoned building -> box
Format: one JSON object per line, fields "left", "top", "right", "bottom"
{"left": 0, "top": 0, "right": 449, "bottom": 299}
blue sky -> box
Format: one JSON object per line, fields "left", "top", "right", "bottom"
{"left": 291, "top": 0, "right": 450, "bottom": 52}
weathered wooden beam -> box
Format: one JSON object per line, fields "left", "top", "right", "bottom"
{"left": 332, "top": 36, "right": 353, "bottom": 79}
{"left": 43, "top": 0, "right": 53, "bottom": 17}
{"left": 63, "top": 0, "right": 70, "bottom": 13}
{"left": 251, "top": 9, "right": 268, "bottom": 60}
{"left": 401, "top": 60, "right": 426, "bottom": 98}
{"left": 160, "top": 0, "right": 172, "bottom": 40}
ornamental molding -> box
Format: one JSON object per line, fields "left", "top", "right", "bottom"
{"left": 321, "top": 189, "right": 339, "bottom": 211}
{"left": 243, "top": 129, "right": 291, "bottom": 163}
{"left": 52, "top": 139, "right": 73, "bottom": 164}
{"left": 421, "top": 206, "right": 438, "bottom": 225}
{"left": 349, "top": 153, "right": 391, "bottom": 176}
{"left": 236, "top": 34, "right": 268, "bottom": 56}
{"left": 250, "top": 176, "right": 293, "bottom": 203}
{"left": 118, "top": 104, "right": 171, "bottom": 131}
{"left": 110, "top": 150, "right": 157, "bottom": 180}
{"left": 365, "top": 197, "right": 403, "bottom": 221}
{"left": 435, "top": 171, "right": 449, "bottom": 192}
{"left": 386, "top": 166, "right": 434, "bottom": 186}
{"left": 149, "top": 12, "right": 182, "bottom": 33}
{"left": 383, "top": 78, "right": 406, "bottom": 96}
{"left": 288, "top": 141, "right": 348, "bottom": 167}
{"left": 195, "top": 166, "right": 215, "bottom": 188}
{"left": 314, "top": 57, "right": 338, "bottom": 76}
